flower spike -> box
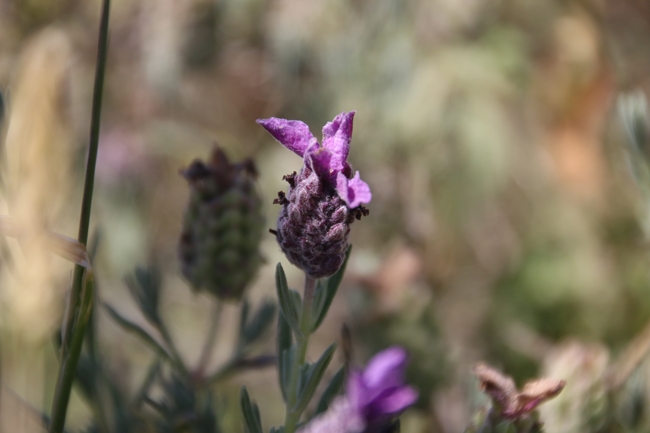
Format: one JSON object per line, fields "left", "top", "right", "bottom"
{"left": 258, "top": 111, "right": 372, "bottom": 278}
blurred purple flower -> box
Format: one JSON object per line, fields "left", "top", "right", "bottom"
{"left": 348, "top": 346, "right": 418, "bottom": 427}
{"left": 256, "top": 111, "right": 371, "bottom": 208}
{"left": 298, "top": 347, "right": 417, "bottom": 433}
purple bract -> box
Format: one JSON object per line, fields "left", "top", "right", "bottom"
{"left": 256, "top": 111, "right": 371, "bottom": 208}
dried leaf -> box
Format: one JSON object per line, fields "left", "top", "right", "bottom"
{"left": 473, "top": 363, "right": 517, "bottom": 408}
{"left": 0, "top": 215, "right": 90, "bottom": 269}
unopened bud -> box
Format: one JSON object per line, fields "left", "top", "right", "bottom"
{"left": 179, "top": 147, "right": 264, "bottom": 300}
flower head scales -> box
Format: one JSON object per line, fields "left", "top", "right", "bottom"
{"left": 257, "top": 112, "right": 371, "bottom": 278}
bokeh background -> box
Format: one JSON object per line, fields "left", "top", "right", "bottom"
{"left": 3, "top": 0, "right": 650, "bottom": 431}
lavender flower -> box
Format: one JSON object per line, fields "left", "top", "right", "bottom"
{"left": 298, "top": 347, "right": 418, "bottom": 433}
{"left": 257, "top": 112, "right": 372, "bottom": 278}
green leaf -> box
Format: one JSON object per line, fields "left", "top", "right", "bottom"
{"left": 124, "top": 266, "right": 162, "bottom": 326}
{"left": 294, "top": 342, "right": 337, "bottom": 414}
{"left": 103, "top": 303, "right": 174, "bottom": 364}
{"left": 297, "top": 362, "right": 311, "bottom": 397}
{"left": 133, "top": 360, "right": 160, "bottom": 410}
{"left": 311, "top": 247, "right": 351, "bottom": 331}
{"left": 277, "top": 312, "right": 293, "bottom": 402}
{"left": 289, "top": 290, "right": 302, "bottom": 320}
{"left": 280, "top": 346, "right": 295, "bottom": 403}
{"left": 242, "top": 301, "right": 276, "bottom": 345}
{"left": 240, "top": 386, "right": 263, "bottom": 433}
{"left": 313, "top": 366, "right": 346, "bottom": 416}
{"left": 275, "top": 263, "right": 301, "bottom": 335}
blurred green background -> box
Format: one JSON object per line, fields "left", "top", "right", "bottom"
{"left": 3, "top": 0, "right": 650, "bottom": 432}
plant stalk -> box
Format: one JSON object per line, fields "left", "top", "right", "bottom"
{"left": 156, "top": 320, "right": 190, "bottom": 376}
{"left": 49, "top": 274, "right": 96, "bottom": 433}
{"left": 283, "top": 275, "right": 317, "bottom": 433}
{"left": 50, "top": 0, "right": 110, "bottom": 431}
{"left": 61, "top": 0, "right": 111, "bottom": 356}
{"left": 195, "top": 300, "right": 222, "bottom": 379}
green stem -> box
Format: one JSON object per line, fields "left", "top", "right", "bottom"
{"left": 61, "top": 0, "right": 111, "bottom": 357}
{"left": 204, "top": 354, "right": 276, "bottom": 387}
{"left": 195, "top": 300, "right": 222, "bottom": 379}
{"left": 50, "top": 0, "right": 110, "bottom": 431}
{"left": 205, "top": 356, "right": 240, "bottom": 385}
{"left": 49, "top": 273, "right": 95, "bottom": 433}
{"left": 283, "top": 275, "right": 317, "bottom": 433}
{"left": 156, "top": 320, "right": 189, "bottom": 376}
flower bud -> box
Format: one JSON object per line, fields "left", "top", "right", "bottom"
{"left": 179, "top": 147, "right": 264, "bottom": 300}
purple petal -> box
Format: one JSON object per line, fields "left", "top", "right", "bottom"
{"left": 361, "top": 347, "right": 407, "bottom": 390}
{"left": 257, "top": 118, "right": 318, "bottom": 157}
{"left": 322, "top": 111, "right": 355, "bottom": 173}
{"left": 336, "top": 172, "right": 372, "bottom": 208}
{"left": 374, "top": 386, "right": 419, "bottom": 416}
{"left": 306, "top": 147, "right": 333, "bottom": 180}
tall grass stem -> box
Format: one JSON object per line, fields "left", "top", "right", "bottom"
{"left": 49, "top": 0, "right": 111, "bottom": 431}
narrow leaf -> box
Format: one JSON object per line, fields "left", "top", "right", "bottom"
{"left": 294, "top": 342, "right": 337, "bottom": 414}
{"left": 313, "top": 366, "right": 346, "bottom": 416}
{"left": 133, "top": 360, "right": 160, "bottom": 409}
{"left": 243, "top": 301, "right": 276, "bottom": 345}
{"left": 125, "top": 266, "right": 161, "bottom": 325}
{"left": 240, "top": 386, "right": 263, "bottom": 433}
{"left": 103, "top": 304, "right": 173, "bottom": 363}
{"left": 275, "top": 263, "right": 301, "bottom": 335}
{"left": 311, "top": 246, "right": 351, "bottom": 331}
{"left": 280, "top": 346, "right": 296, "bottom": 403}
{"left": 277, "top": 312, "right": 293, "bottom": 402}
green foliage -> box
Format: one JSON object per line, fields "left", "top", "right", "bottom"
{"left": 294, "top": 342, "right": 337, "bottom": 415}
{"left": 124, "top": 266, "right": 162, "bottom": 326}
{"left": 240, "top": 387, "right": 263, "bottom": 433}
{"left": 275, "top": 263, "right": 302, "bottom": 336}
{"left": 311, "top": 247, "right": 351, "bottom": 332}
{"left": 313, "top": 367, "right": 346, "bottom": 417}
